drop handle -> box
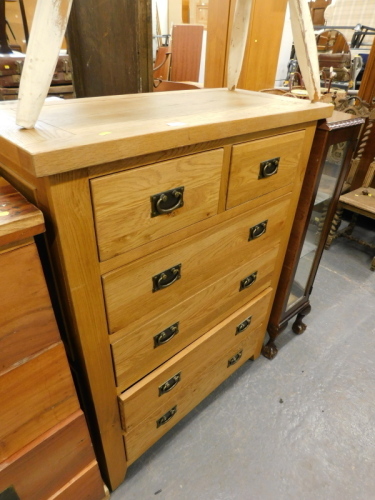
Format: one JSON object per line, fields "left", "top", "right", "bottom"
{"left": 158, "top": 372, "right": 181, "bottom": 396}
{"left": 151, "top": 186, "right": 184, "bottom": 217}
{"left": 228, "top": 350, "right": 243, "bottom": 367}
{"left": 236, "top": 316, "right": 252, "bottom": 335}
{"left": 156, "top": 405, "right": 177, "bottom": 428}
{"left": 259, "top": 157, "right": 280, "bottom": 179}
{"left": 249, "top": 220, "right": 268, "bottom": 241}
{"left": 239, "top": 271, "right": 258, "bottom": 291}
{"left": 152, "top": 264, "right": 182, "bottom": 292}
{"left": 154, "top": 322, "right": 180, "bottom": 347}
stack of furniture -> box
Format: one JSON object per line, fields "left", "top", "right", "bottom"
{"left": 0, "top": 89, "right": 331, "bottom": 490}
{"left": 0, "top": 178, "right": 106, "bottom": 500}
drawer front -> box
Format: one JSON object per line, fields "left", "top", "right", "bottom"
{"left": 0, "top": 243, "right": 60, "bottom": 373}
{"left": 227, "top": 130, "right": 305, "bottom": 209}
{"left": 0, "top": 412, "right": 104, "bottom": 500}
{"left": 111, "top": 246, "right": 277, "bottom": 391}
{"left": 119, "top": 287, "right": 272, "bottom": 432}
{"left": 123, "top": 322, "right": 266, "bottom": 464}
{"left": 104, "top": 195, "right": 289, "bottom": 336}
{"left": 0, "top": 343, "right": 80, "bottom": 462}
{"left": 90, "top": 149, "right": 224, "bottom": 261}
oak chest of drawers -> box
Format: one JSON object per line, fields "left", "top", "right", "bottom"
{"left": 0, "top": 89, "right": 332, "bottom": 490}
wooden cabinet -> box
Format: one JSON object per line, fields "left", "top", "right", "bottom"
{"left": 0, "top": 179, "right": 106, "bottom": 500}
{"left": 263, "top": 111, "right": 364, "bottom": 359}
{"left": 0, "top": 89, "right": 331, "bottom": 490}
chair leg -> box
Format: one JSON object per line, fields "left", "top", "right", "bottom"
{"left": 325, "top": 205, "right": 344, "bottom": 249}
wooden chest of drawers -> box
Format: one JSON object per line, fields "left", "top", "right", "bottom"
{"left": 0, "top": 178, "right": 106, "bottom": 500}
{"left": 0, "top": 89, "right": 332, "bottom": 490}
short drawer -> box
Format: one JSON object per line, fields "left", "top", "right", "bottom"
{"left": 90, "top": 149, "right": 224, "bottom": 261}
{"left": 111, "top": 247, "right": 277, "bottom": 391}
{"left": 226, "top": 130, "right": 306, "bottom": 209}
{"left": 122, "top": 320, "right": 266, "bottom": 464}
{"left": 0, "top": 343, "right": 80, "bottom": 462}
{"left": 118, "top": 287, "right": 272, "bottom": 433}
{"left": 103, "top": 194, "right": 290, "bottom": 336}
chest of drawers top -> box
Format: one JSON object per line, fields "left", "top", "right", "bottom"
{"left": 0, "top": 89, "right": 331, "bottom": 177}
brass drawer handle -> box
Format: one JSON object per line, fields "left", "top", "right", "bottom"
{"left": 236, "top": 316, "right": 252, "bottom": 335}
{"left": 151, "top": 186, "right": 184, "bottom": 217}
{"left": 239, "top": 271, "right": 258, "bottom": 291}
{"left": 259, "top": 157, "right": 280, "bottom": 179}
{"left": 228, "top": 350, "right": 243, "bottom": 367}
{"left": 152, "top": 264, "right": 182, "bottom": 292}
{"left": 156, "top": 405, "right": 177, "bottom": 428}
{"left": 249, "top": 220, "right": 268, "bottom": 241}
{"left": 154, "top": 322, "right": 179, "bottom": 347}
{"left": 159, "top": 372, "right": 181, "bottom": 396}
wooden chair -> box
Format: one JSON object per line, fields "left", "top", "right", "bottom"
{"left": 334, "top": 163, "right": 375, "bottom": 271}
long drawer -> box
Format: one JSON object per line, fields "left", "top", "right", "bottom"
{"left": 90, "top": 149, "right": 224, "bottom": 261}
{"left": 0, "top": 411, "right": 105, "bottom": 500}
{"left": 227, "top": 130, "right": 305, "bottom": 209}
{"left": 0, "top": 343, "right": 80, "bottom": 462}
{"left": 111, "top": 243, "right": 278, "bottom": 390}
{"left": 119, "top": 287, "right": 272, "bottom": 433}
{"left": 103, "top": 194, "right": 290, "bottom": 336}
{"left": 122, "top": 318, "right": 267, "bottom": 464}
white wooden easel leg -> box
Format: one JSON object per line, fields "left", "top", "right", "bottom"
{"left": 227, "top": 0, "right": 253, "bottom": 91}
{"left": 16, "top": 0, "right": 73, "bottom": 129}
{"left": 289, "top": 0, "right": 321, "bottom": 102}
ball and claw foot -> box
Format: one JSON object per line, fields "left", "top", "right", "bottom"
{"left": 262, "top": 341, "right": 278, "bottom": 360}
{"left": 292, "top": 315, "right": 307, "bottom": 335}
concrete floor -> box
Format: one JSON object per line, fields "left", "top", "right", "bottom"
{"left": 111, "top": 221, "right": 375, "bottom": 500}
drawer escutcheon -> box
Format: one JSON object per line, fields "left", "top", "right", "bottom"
{"left": 239, "top": 271, "right": 258, "bottom": 291}
{"left": 156, "top": 405, "right": 177, "bottom": 428}
{"left": 151, "top": 186, "right": 185, "bottom": 217}
{"left": 158, "top": 372, "right": 181, "bottom": 396}
{"left": 249, "top": 220, "right": 268, "bottom": 241}
{"left": 154, "top": 322, "right": 180, "bottom": 347}
{"left": 152, "top": 264, "right": 182, "bottom": 292}
{"left": 235, "top": 316, "right": 252, "bottom": 335}
{"left": 228, "top": 350, "right": 243, "bottom": 367}
{"left": 259, "top": 157, "right": 280, "bottom": 179}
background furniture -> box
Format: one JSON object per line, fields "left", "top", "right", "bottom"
{"left": 334, "top": 163, "right": 375, "bottom": 271}
{"left": 0, "top": 89, "right": 331, "bottom": 490}
{"left": 263, "top": 111, "right": 363, "bottom": 359}
{"left": 0, "top": 178, "right": 106, "bottom": 500}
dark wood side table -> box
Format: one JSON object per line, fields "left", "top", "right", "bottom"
{"left": 262, "top": 111, "right": 364, "bottom": 359}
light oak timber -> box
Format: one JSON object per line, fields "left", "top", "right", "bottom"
{"left": 111, "top": 246, "right": 278, "bottom": 391}
{"left": 0, "top": 90, "right": 332, "bottom": 177}
{"left": 227, "top": 130, "right": 306, "bottom": 209}
{"left": 102, "top": 200, "right": 288, "bottom": 335}
{"left": 91, "top": 149, "right": 224, "bottom": 260}
{"left": 119, "top": 288, "right": 273, "bottom": 432}
{"left": 124, "top": 323, "right": 266, "bottom": 464}
{"left": 0, "top": 411, "right": 105, "bottom": 500}
{"left": 32, "top": 172, "right": 127, "bottom": 489}
{"left": 48, "top": 462, "right": 108, "bottom": 500}
{"left": 0, "top": 90, "right": 332, "bottom": 487}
